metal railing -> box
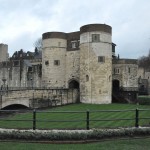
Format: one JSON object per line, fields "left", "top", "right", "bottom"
{"left": 0, "top": 108, "right": 150, "bottom": 130}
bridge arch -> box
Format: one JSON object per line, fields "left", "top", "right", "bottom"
{"left": 2, "top": 104, "right": 28, "bottom": 110}
{"left": 1, "top": 99, "right": 30, "bottom": 109}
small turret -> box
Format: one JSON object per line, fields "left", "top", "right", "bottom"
{"left": 0, "top": 43, "right": 8, "bottom": 62}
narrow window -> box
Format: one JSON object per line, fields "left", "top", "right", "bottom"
{"left": 9, "top": 69, "right": 12, "bottom": 80}
{"left": 128, "top": 67, "right": 130, "bottom": 74}
{"left": 58, "top": 42, "right": 61, "bottom": 47}
{"left": 92, "top": 34, "right": 100, "bottom": 42}
{"left": 98, "top": 56, "right": 105, "bottom": 63}
{"left": 3, "top": 62, "right": 7, "bottom": 67}
{"left": 109, "top": 75, "right": 111, "bottom": 82}
{"left": 71, "top": 41, "right": 77, "bottom": 49}
{"left": 28, "top": 67, "right": 33, "bottom": 72}
{"left": 13, "top": 61, "right": 19, "bottom": 66}
{"left": 54, "top": 60, "right": 60, "bottom": 66}
{"left": 117, "top": 68, "right": 120, "bottom": 74}
{"left": 114, "top": 68, "right": 120, "bottom": 74}
{"left": 86, "top": 75, "right": 89, "bottom": 82}
{"left": 45, "top": 61, "right": 49, "bottom": 66}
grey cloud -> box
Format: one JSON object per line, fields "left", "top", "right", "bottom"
{"left": 0, "top": 0, "right": 150, "bottom": 58}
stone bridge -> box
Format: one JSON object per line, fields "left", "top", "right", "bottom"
{"left": 0, "top": 89, "right": 79, "bottom": 109}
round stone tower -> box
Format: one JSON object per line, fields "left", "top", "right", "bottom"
{"left": 42, "top": 32, "right": 67, "bottom": 88}
{"left": 79, "top": 24, "right": 112, "bottom": 104}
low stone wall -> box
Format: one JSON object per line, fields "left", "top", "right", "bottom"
{"left": 0, "top": 89, "right": 79, "bottom": 109}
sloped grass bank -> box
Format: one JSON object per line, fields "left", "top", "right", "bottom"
{"left": 0, "top": 103, "right": 150, "bottom": 129}
{"left": 0, "top": 138, "right": 150, "bottom": 150}
{"left": 0, "top": 127, "right": 150, "bottom": 141}
{"left": 138, "top": 95, "right": 150, "bottom": 105}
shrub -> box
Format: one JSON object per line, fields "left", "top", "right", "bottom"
{"left": 0, "top": 127, "right": 150, "bottom": 141}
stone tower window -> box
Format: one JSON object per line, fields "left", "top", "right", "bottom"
{"left": 58, "top": 42, "right": 61, "bottom": 47}
{"left": 98, "top": 56, "right": 105, "bottom": 63}
{"left": 71, "top": 41, "right": 77, "bottom": 49}
{"left": 45, "top": 60, "right": 49, "bottom": 66}
{"left": 114, "top": 68, "right": 120, "bottom": 74}
{"left": 86, "top": 75, "right": 89, "bottom": 82}
{"left": 109, "top": 75, "right": 111, "bottom": 82}
{"left": 9, "top": 69, "right": 12, "bottom": 80}
{"left": 54, "top": 60, "right": 60, "bottom": 66}
{"left": 13, "top": 61, "right": 19, "bottom": 66}
{"left": 92, "top": 34, "right": 100, "bottom": 42}
{"left": 28, "top": 67, "right": 33, "bottom": 72}
{"left": 128, "top": 67, "right": 130, "bottom": 74}
{"left": 2, "top": 62, "right": 7, "bottom": 67}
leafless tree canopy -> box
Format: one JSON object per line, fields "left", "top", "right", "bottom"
{"left": 138, "top": 50, "right": 150, "bottom": 71}
{"left": 34, "top": 38, "right": 42, "bottom": 51}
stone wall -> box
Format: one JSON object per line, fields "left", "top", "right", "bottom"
{"left": 0, "top": 89, "right": 78, "bottom": 109}
{"left": 65, "top": 50, "right": 80, "bottom": 87}
{"left": 0, "top": 23, "right": 142, "bottom": 105}
{"left": 138, "top": 67, "right": 150, "bottom": 95}
{"left": 0, "top": 60, "right": 42, "bottom": 88}
{"left": 42, "top": 33, "right": 80, "bottom": 89}
{"left": 113, "top": 59, "right": 138, "bottom": 89}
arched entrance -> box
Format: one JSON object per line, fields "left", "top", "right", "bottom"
{"left": 68, "top": 79, "right": 80, "bottom": 103}
{"left": 2, "top": 104, "right": 28, "bottom": 110}
{"left": 112, "top": 80, "right": 120, "bottom": 103}
{"left": 68, "top": 80, "right": 79, "bottom": 89}
{"left": 112, "top": 80, "right": 120, "bottom": 92}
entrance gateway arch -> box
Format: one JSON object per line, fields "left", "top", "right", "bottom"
{"left": 68, "top": 79, "right": 80, "bottom": 103}
{"left": 68, "top": 79, "right": 79, "bottom": 89}
{"left": 112, "top": 79, "right": 120, "bottom": 103}
{"left": 112, "top": 79, "right": 120, "bottom": 92}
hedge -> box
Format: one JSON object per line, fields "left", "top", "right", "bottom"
{"left": 0, "top": 127, "right": 150, "bottom": 141}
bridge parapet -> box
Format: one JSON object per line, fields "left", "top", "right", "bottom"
{"left": 0, "top": 89, "right": 79, "bottom": 109}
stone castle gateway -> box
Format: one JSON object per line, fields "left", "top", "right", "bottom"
{"left": 0, "top": 23, "right": 142, "bottom": 108}
{"left": 42, "top": 24, "right": 112, "bottom": 104}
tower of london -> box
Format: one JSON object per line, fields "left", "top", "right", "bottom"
{"left": 0, "top": 23, "right": 149, "bottom": 108}
{"left": 42, "top": 24, "right": 112, "bottom": 104}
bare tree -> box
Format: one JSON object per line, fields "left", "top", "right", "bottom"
{"left": 34, "top": 38, "right": 42, "bottom": 51}
{"left": 138, "top": 49, "right": 150, "bottom": 70}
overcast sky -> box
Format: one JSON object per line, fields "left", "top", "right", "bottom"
{"left": 0, "top": 0, "right": 150, "bottom": 59}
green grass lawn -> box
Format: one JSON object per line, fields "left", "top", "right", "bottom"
{"left": 138, "top": 95, "right": 150, "bottom": 105}
{"left": 0, "top": 103, "right": 150, "bottom": 129}
{"left": 0, "top": 137, "right": 150, "bottom": 150}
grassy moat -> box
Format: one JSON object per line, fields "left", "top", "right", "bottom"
{"left": 0, "top": 103, "right": 150, "bottom": 129}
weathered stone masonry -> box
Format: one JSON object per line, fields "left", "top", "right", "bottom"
{"left": 42, "top": 24, "right": 113, "bottom": 104}
{"left": 0, "top": 23, "right": 142, "bottom": 108}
